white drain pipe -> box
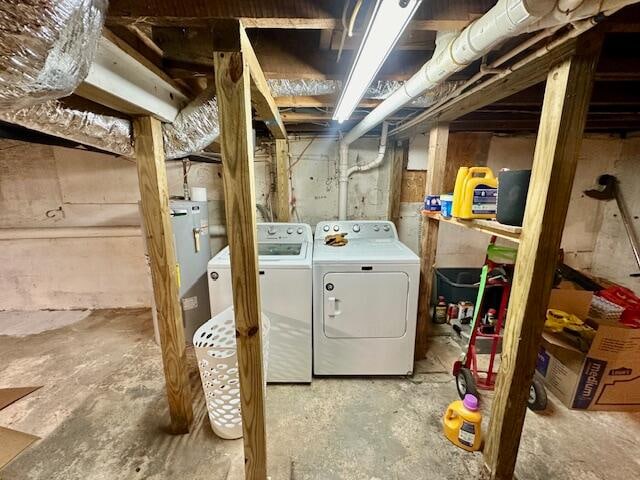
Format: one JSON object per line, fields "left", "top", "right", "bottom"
{"left": 338, "top": 121, "right": 389, "bottom": 219}
{"left": 336, "top": 0, "right": 636, "bottom": 219}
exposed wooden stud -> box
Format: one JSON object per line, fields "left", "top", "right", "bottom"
{"left": 387, "top": 140, "right": 408, "bottom": 229}
{"left": 214, "top": 44, "right": 268, "bottom": 480}
{"left": 415, "top": 122, "right": 449, "bottom": 359}
{"left": 274, "top": 139, "right": 291, "bottom": 222}
{"left": 133, "top": 116, "right": 193, "bottom": 433}
{"left": 484, "top": 37, "right": 602, "bottom": 480}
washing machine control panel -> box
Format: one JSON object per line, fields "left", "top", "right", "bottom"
{"left": 314, "top": 221, "right": 398, "bottom": 240}
{"left": 257, "top": 223, "right": 313, "bottom": 242}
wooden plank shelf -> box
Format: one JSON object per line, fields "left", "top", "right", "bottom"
{"left": 422, "top": 211, "right": 521, "bottom": 243}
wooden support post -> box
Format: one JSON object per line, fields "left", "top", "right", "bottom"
{"left": 274, "top": 139, "right": 291, "bottom": 222}
{"left": 133, "top": 116, "right": 193, "bottom": 433}
{"left": 387, "top": 140, "right": 408, "bottom": 229}
{"left": 484, "top": 38, "right": 602, "bottom": 480}
{"left": 214, "top": 47, "right": 268, "bottom": 479}
{"left": 415, "top": 123, "right": 449, "bottom": 359}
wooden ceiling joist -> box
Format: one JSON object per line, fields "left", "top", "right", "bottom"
{"left": 390, "top": 34, "right": 584, "bottom": 140}
{"left": 106, "top": 0, "right": 492, "bottom": 30}
{"left": 155, "top": 27, "right": 433, "bottom": 81}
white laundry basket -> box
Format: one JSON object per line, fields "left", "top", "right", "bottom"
{"left": 193, "top": 306, "right": 270, "bottom": 439}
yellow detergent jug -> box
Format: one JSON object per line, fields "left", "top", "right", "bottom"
{"left": 451, "top": 167, "right": 469, "bottom": 218}
{"left": 443, "top": 394, "right": 483, "bottom": 452}
{"left": 456, "top": 167, "right": 498, "bottom": 219}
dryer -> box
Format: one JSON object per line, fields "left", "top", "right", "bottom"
{"left": 208, "top": 223, "right": 313, "bottom": 383}
{"left": 313, "top": 220, "right": 419, "bottom": 375}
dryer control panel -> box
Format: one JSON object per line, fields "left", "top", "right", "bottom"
{"left": 257, "top": 223, "right": 313, "bottom": 243}
{"left": 314, "top": 220, "right": 398, "bottom": 240}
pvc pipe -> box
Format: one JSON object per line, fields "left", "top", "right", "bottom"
{"left": 338, "top": 142, "right": 350, "bottom": 220}
{"left": 347, "top": 121, "right": 389, "bottom": 177}
{"left": 342, "top": 0, "right": 557, "bottom": 146}
{"left": 338, "top": 121, "right": 389, "bottom": 220}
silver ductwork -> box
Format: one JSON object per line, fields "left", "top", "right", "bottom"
{"left": 0, "top": 0, "right": 107, "bottom": 110}
{"left": 163, "top": 85, "right": 220, "bottom": 160}
{"left": 266, "top": 79, "right": 461, "bottom": 108}
{"left": 0, "top": 99, "right": 133, "bottom": 156}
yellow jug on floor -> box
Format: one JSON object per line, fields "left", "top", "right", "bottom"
{"left": 454, "top": 167, "right": 498, "bottom": 219}
{"left": 443, "top": 394, "right": 482, "bottom": 452}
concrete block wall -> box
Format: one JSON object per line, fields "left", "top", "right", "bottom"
{"left": 0, "top": 132, "right": 637, "bottom": 310}
{"left": 0, "top": 136, "right": 389, "bottom": 310}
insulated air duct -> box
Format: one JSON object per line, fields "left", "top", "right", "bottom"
{"left": 0, "top": 99, "right": 134, "bottom": 156}
{"left": 0, "top": 0, "right": 107, "bottom": 110}
{"left": 162, "top": 85, "right": 220, "bottom": 160}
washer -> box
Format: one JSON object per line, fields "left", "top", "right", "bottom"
{"left": 313, "top": 220, "right": 419, "bottom": 375}
{"left": 208, "top": 223, "right": 313, "bottom": 383}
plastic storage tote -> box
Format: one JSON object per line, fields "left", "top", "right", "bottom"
{"left": 434, "top": 268, "right": 502, "bottom": 310}
{"left": 193, "top": 306, "right": 270, "bottom": 439}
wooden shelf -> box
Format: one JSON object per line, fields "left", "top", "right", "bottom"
{"left": 422, "top": 211, "right": 521, "bottom": 243}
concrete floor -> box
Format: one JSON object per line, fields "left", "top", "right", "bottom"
{"left": 1, "top": 309, "right": 639, "bottom": 479}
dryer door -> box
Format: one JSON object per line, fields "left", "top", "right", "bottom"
{"left": 323, "top": 272, "right": 408, "bottom": 338}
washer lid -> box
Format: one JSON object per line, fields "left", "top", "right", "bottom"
{"left": 208, "top": 243, "right": 312, "bottom": 269}
{"left": 313, "top": 238, "right": 419, "bottom": 265}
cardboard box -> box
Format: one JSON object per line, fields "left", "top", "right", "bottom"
{"left": 536, "top": 289, "right": 640, "bottom": 411}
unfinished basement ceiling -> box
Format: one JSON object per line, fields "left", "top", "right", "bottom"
{"left": 96, "top": 0, "right": 640, "bottom": 137}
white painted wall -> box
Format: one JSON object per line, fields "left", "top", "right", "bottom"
{"left": 591, "top": 134, "right": 640, "bottom": 291}
{"left": 253, "top": 136, "right": 391, "bottom": 226}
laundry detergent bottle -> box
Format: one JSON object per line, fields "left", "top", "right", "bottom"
{"left": 443, "top": 394, "right": 482, "bottom": 452}
{"left": 452, "top": 166, "right": 469, "bottom": 218}
{"left": 457, "top": 167, "right": 498, "bottom": 219}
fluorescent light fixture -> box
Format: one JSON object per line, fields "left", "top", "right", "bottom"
{"left": 333, "top": 0, "right": 422, "bottom": 123}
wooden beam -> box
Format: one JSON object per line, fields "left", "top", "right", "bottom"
{"left": 274, "top": 95, "right": 381, "bottom": 109}
{"left": 390, "top": 35, "right": 582, "bottom": 140}
{"left": 214, "top": 46, "right": 268, "bottom": 480}
{"left": 387, "top": 140, "right": 408, "bottom": 229}
{"left": 133, "top": 116, "right": 193, "bottom": 433}
{"left": 154, "top": 21, "right": 286, "bottom": 138}
{"left": 415, "top": 123, "right": 449, "bottom": 360}
{"left": 154, "top": 27, "right": 430, "bottom": 81}
{"left": 331, "top": 30, "right": 436, "bottom": 51}
{"left": 258, "top": 111, "right": 405, "bottom": 123}
{"left": 239, "top": 28, "right": 287, "bottom": 139}
{"left": 107, "top": 0, "right": 491, "bottom": 29}
{"left": 274, "top": 139, "right": 291, "bottom": 222}
{"left": 483, "top": 37, "right": 602, "bottom": 480}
